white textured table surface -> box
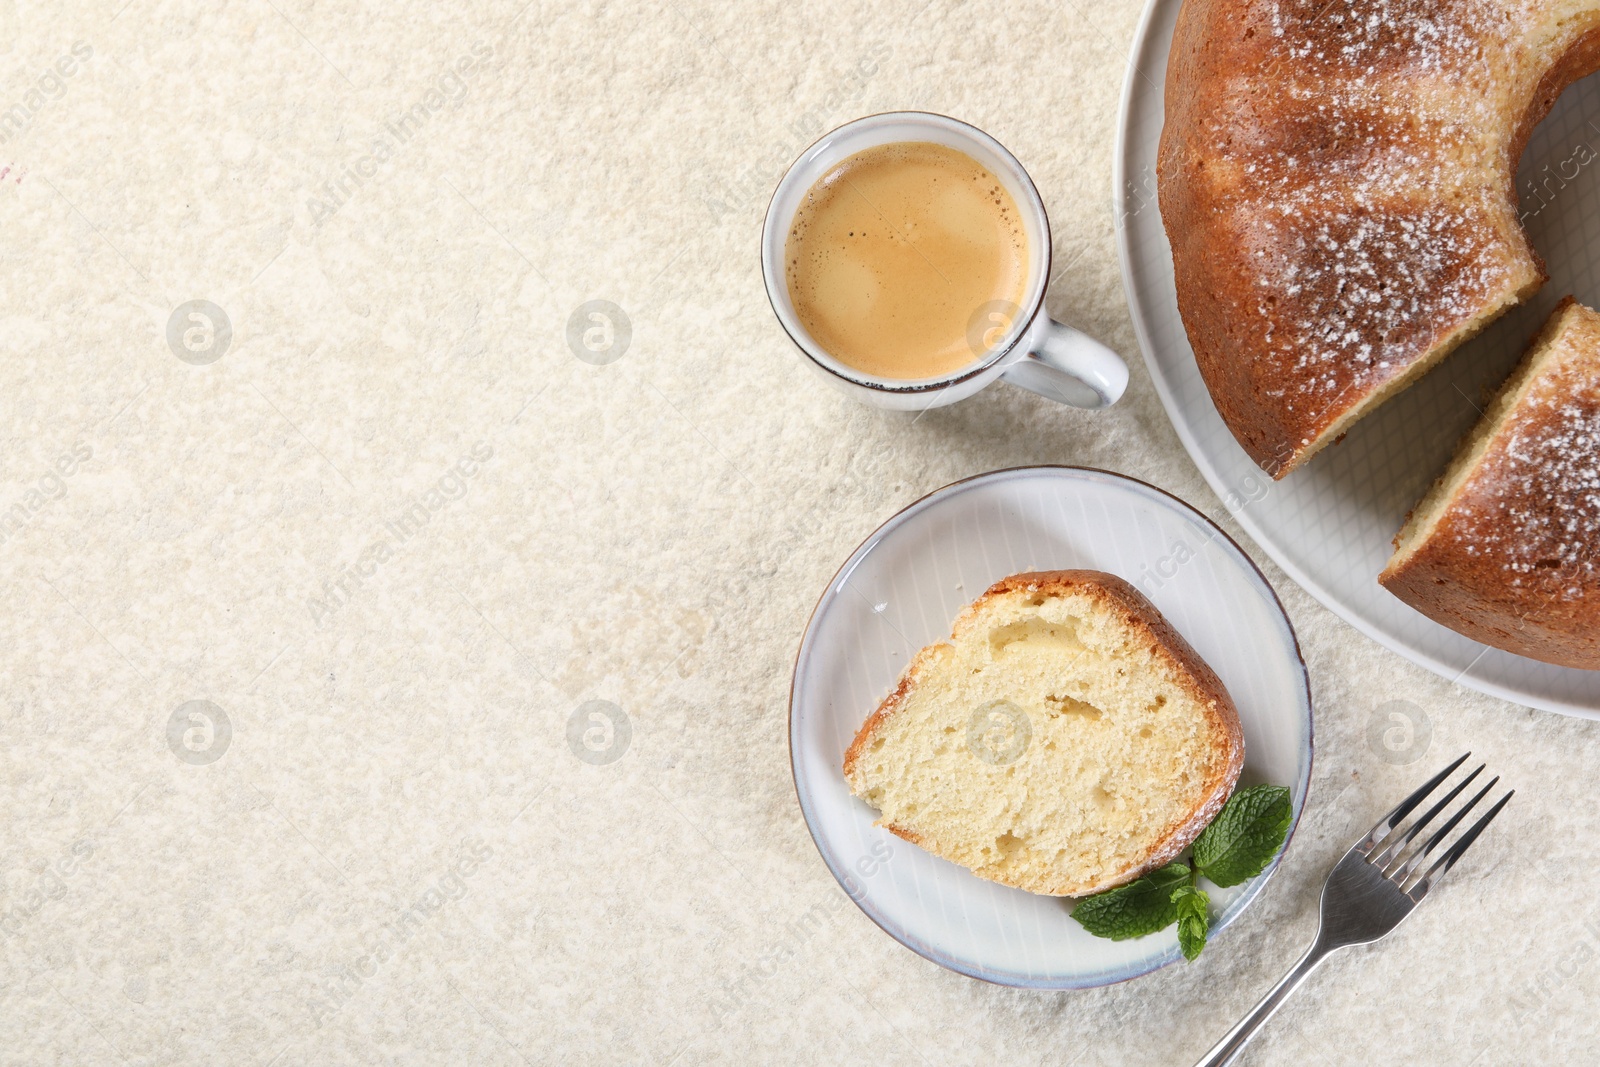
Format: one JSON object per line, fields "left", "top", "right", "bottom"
{"left": 1, "top": 2, "right": 1593, "bottom": 1064}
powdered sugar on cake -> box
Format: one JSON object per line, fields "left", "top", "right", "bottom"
{"left": 1454, "top": 369, "right": 1600, "bottom": 598}
{"left": 1267, "top": 0, "right": 1502, "bottom": 71}
{"left": 1241, "top": 201, "right": 1516, "bottom": 411}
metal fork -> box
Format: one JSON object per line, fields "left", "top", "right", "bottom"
{"left": 1193, "top": 754, "right": 1512, "bottom": 1067}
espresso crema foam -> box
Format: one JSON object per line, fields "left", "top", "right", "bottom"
{"left": 784, "top": 141, "right": 1029, "bottom": 380}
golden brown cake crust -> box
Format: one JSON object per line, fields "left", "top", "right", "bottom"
{"left": 1381, "top": 299, "right": 1600, "bottom": 670}
{"left": 1156, "top": 0, "right": 1600, "bottom": 477}
{"left": 843, "top": 570, "right": 1245, "bottom": 895}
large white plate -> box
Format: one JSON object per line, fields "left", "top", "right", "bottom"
{"left": 1115, "top": 0, "right": 1600, "bottom": 716}
{"left": 789, "top": 467, "right": 1312, "bottom": 988}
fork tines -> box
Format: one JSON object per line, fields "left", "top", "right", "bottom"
{"left": 1360, "top": 752, "right": 1513, "bottom": 897}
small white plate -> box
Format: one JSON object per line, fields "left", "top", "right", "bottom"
{"left": 1115, "top": 0, "right": 1600, "bottom": 716}
{"left": 789, "top": 467, "right": 1312, "bottom": 988}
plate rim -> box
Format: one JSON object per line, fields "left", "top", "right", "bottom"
{"left": 1110, "top": 0, "right": 1600, "bottom": 719}
{"left": 788, "top": 464, "right": 1315, "bottom": 989}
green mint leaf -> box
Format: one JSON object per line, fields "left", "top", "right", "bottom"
{"left": 1070, "top": 863, "right": 1190, "bottom": 941}
{"left": 1193, "top": 784, "right": 1293, "bottom": 888}
{"left": 1170, "top": 884, "right": 1210, "bottom": 962}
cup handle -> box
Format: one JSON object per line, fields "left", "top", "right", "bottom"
{"left": 1000, "top": 318, "right": 1128, "bottom": 410}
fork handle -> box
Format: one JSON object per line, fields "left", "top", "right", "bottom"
{"left": 1192, "top": 939, "right": 1335, "bottom": 1067}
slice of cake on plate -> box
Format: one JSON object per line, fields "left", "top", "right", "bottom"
{"left": 843, "top": 571, "right": 1243, "bottom": 896}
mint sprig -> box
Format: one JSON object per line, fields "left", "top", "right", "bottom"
{"left": 1170, "top": 884, "right": 1210, "bottom": 961}
{"left": 1069, "top": 783, "right": 1292, "bottom": 962}
{"left": 1192, "top": 785, "right": 1293, "bottom": 888}
{"left": 1067, "top": 863, "right": 1189, "bottom": 941}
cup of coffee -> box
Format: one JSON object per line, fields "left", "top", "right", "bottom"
{"left": 761, "top": 111, "right": 1127, "bottom": 411}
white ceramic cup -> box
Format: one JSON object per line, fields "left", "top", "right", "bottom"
{"left": 761, "top": 111, "right": 1128, "bottom": 411}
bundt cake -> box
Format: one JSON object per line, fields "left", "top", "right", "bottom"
{"left": 1381, "top": 297, "right": 1600, "bottom": 670}
{"left": 1158, "top": 0, "right": 1600, "bottom": 477}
